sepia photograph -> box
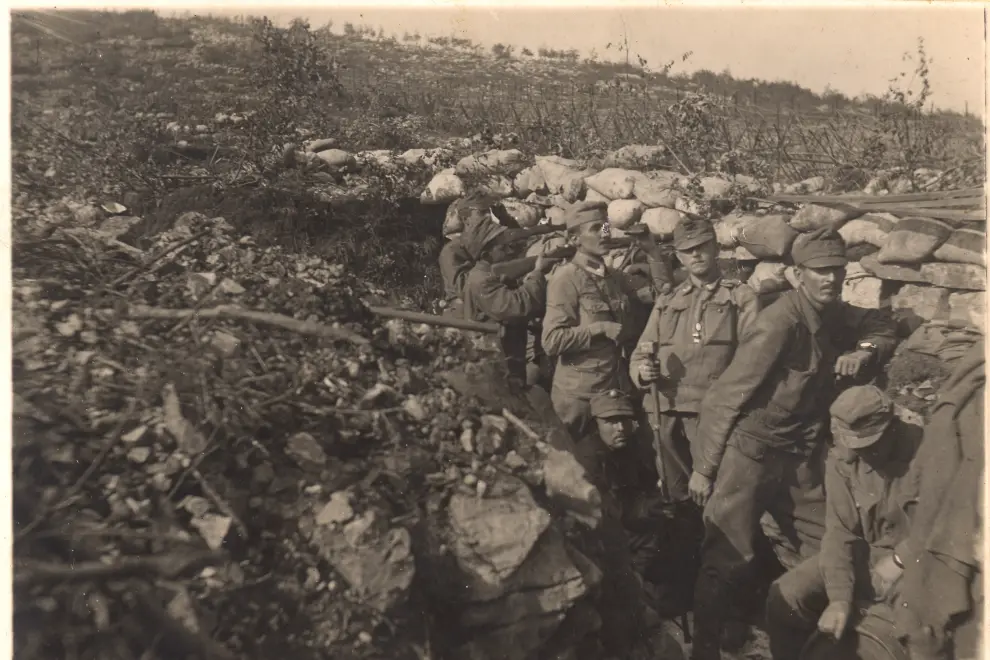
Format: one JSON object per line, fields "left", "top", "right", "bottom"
{"left": 8, "top": 3, "right": 986, "bottom": 660}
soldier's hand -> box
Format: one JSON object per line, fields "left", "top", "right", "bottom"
{"left": 590, "top": 322, "right": 623, "bottom": 343}
{"left": 638, "top": 362, "right": 662, "bottom": 384}
{"left": 688, "top": 471, "right": 714, "bottom": 508}
{"left": 817, "top": 601, "right": 851, "bottom": 640}
{"left": 835, "top": 350, "right": 872, "bottom": 377}
{"left": 870, "top": 553, "right": 904, "bottom": 599}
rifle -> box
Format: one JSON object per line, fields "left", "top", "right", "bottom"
{"left": 500, "top": 223, "right": 568, "bottom": 244}
{"left": 639, "top": 340, "right": 671, "bottom": 502}
{"left": 490, "top": 244, "right": 576, "bottom": 280}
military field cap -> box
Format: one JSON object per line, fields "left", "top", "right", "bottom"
{"left": 590, "top": 389, "right": 635, "bottom": 420}
{"left": 792, "top": 227, "right": 848, "bottom": 268}
{"left": 564, "top": 200, "right": 609, "bottom": 232}
{"left": 829, "top": 385, "right": 894, "bottom": 450}
{"left": 673, "top": 216, "right": 716, "bottom": 250}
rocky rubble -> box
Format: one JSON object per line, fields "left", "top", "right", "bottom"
{"left": 12, "top": 206, "right": 639, "bottom": 660}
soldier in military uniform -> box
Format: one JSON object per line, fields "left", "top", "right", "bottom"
{"left": 688, "top": 228, "right": 898, "bottom": 660}
{"left": 630, "top": 216, "right": 761, "bottom": 506}
{"left": 540, "top": 200, "right": 659, "bottom": 656}
{"left": 626, "top": 217, "right": 761, "bottom": 617}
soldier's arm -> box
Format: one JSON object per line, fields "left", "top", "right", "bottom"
{"left": 846, "top": 305, "right": 898, "bottom": 366}
{"left": 628, "top": 302, "right": 664, "bottom": 389}
{"left": 693, "top": 312, "right": 791, "bottom": 479}
{"left": 614, "top": 267, "right": 655, "bottom": 306}
{"left": 475, "top": 270, "right": 546, "bottom": 323}
{"left": 541, "top": 273, "right": 595, "bottom": 357}
{"left": 820, "top": 456, "right": 863, "bottom": 606}
{"left": 731, "top": 283, "right": 763, "bottom": 340}
{"left": 647, "top": 251, "right": 675, "bottom": 293}
{"left": 439, "top": 241, "right": 471, "bottom": 299}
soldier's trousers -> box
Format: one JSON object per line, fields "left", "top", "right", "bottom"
{"left": 693, "top": 432, "right": 823, "bottom": 659}
{"left": 765, "top": 554, "right": 879, "bottom": 660}
{"left": 654, "top": 411, "right": 700, "bottom": 504}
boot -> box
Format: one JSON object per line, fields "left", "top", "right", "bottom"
{"left": 690, "top": 570, "right": 726, "bottom": 660}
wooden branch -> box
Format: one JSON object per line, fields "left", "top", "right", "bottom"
{"left": 502, "top": 408, "right": 540, "bottom": 441}
{"left": 14, "top": 549, "right": 224, "bottom": 586}
{"left": 127, "top": 304, "right": 370, "bottom": 346}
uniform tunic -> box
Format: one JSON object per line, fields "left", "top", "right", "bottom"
{"left": 627, "top": 276, "right": 760, "bottom": 501}
{"left": 764, "top": 421, "right": 922, "bottom": 660}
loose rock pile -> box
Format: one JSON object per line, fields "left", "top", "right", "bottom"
{"left": 13, "top": 207, "right": 644, "bottom": 660}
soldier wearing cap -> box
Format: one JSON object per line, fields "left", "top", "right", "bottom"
{"left": 540, "top": 199, "right": 658, "bottom": 656}
{"left": 687, "top": 227, "right": 898, "bottom": 660}
{"left": 457, "top": 209, "right": 557, "bottom": 386}
{"left": 541, "top": 200, "right": 657, "bottom": 443}
{"left": 629, "top": 216, "right": 761, "bottom": 504}
{"left": 439, "top": 193, "right": 505, "bottom": 317}
{"left": 765, "top": 385, "right": 923, "bottom": 660}
{"left": 623, "top": 216, "right": 761, "bottom": 618}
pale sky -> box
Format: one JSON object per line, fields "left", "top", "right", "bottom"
{"left": 187, "top": 4, "right": 985, "bottom": 115}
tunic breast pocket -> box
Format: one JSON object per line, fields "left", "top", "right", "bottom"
{"left": 655, "top": 300, "right": 688, "bottom": 346}
{"left": 581, "top": 299, "right": 614, "bottom": 323}
{"left": 704, "top": 302, "right": 736, "bottom": 346}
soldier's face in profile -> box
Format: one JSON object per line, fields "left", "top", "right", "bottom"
{"left": 796, "top": 264, "right": 845, "bottom": 307}
{"left": 575, "top": 221, "right": 609, "bottom": 257}
{"left": 675, "top": 239, "right": 717, "bottom": 278}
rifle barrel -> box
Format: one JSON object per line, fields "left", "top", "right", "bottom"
{"left": 366, "top": 306, "right": 500, "bottom": 334}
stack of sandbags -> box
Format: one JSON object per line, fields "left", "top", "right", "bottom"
{"left": 761, "top": 194, "right": 986, "bottom": 333}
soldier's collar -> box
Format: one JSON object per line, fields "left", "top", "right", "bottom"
{"left": 679, "top": 276, "right": 722, "bottom": 294}
{"left": 573, "top": 251, "right": 607, "bottom": 278}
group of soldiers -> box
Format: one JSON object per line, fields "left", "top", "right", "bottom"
{"left": 438, "top": 192, "right": 984, "bottom": 660}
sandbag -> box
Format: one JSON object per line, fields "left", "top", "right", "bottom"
{"left": 584, "top": 188, "right": 611, "bottom": 204}
{"left": 584, "top": 168, "right": 640, "bottom": 200}
{"left": 641, "top": 207, "right": 685, "bottom": 239}
{"left": 314, "top": 148, "right": 356, "bottom": 170}
{"left": 422, "top": 169, "right": 466, "bottom": 205}
{"left": 513, "top": 166, "right": 548, "bottom": 197}
{"left": 535, "top": 156, "right": 593, "bottom": 204}
{"left": 634, "top": 173, "right": 684, "bottom": 209}
{"left": 789, "top": 204, "right": 861, "bottom": 232}
{"left": 714, "top": 214, "right": 756, "bottom": 249}
{"left": 838, "top": 213, "right": 899, "bottom": 248}
{"left": 747, "top": 261, "right": 791, "bottom": 295}
{"left": 607, "top": 199, "right": 645, "bottom": 230}
{"left": 501, "top": 200, "right": 544, "bottom": 229}
{"left": 602, "top": 144, "right": 668, "bottom": 170}
{"left": 919, "top": 262, "right": 986, "bottom": 291}
{"left": 948, "top": 291, "right": 986, "bottom": 333}
{"left": 455, "top": 149, "right": 529, "bottom": 177}
{"left": 700, "top": 176, "right": 732, "bottom": 199}
{"left": 736, "top": 215, "right": 799, "bottom": 259}
{"left": 932, "top": 226, "right": 986, "bottom": 266}
{"left": 876, "top": 217, "right": 954, "bottom": 264}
